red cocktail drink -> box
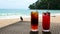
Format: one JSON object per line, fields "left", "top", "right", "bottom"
{"left": 31, "top": 12, "right": 38, "bottom": 31}
{"left": 42, "top": 12, "right": 50, "bottom": 32}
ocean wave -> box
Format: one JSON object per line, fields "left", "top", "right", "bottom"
{"left": 51, "top": 13, "right": 60, "bottom": 16}
{"left": 0, "top": 15, "right": 30, "bottom": 19}
{"left": 0, "top": 13, "right": 60, "bottom": 19}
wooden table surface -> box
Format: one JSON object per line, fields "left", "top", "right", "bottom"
{"left": 0, "top": 21, "right": 60, "bottom": 34}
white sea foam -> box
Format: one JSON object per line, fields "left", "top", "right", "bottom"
{"left": 0, "top": 13, "right": 60, "bottom": 19}
{"left": 39, "top": 13, "right": 60, "bottom": 16}
{"left": 51, "top": 13, "right": 60, "bottom": 16}
{"left": 0, "top": 15, "right": 30, "bottom": 19}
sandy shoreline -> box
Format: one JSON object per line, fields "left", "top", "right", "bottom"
{"left": 0, "top": 18, "right": 20, "bottom": 28}
{"left": 0, "top": 15, "right": 60, "bottom": 28}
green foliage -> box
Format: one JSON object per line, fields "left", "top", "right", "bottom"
{"left": 29, "top": 0, "right": 60, "bottom": 9}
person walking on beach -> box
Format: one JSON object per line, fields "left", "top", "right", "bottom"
{"left": 20, "top": 16, "right": 23, "bottom": 21}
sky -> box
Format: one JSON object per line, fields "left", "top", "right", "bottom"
{"left": 0, "top": 0, "right": 37, "bottom": 9}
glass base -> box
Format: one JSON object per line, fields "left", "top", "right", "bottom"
{"left": 42, "top": 30, "right": 50, "bottom": 32}
{"left": 31, "top": 29, "right": 38, "bottom": 32}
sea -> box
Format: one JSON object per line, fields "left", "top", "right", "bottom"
{"left": 0, "top": 9, "right": 60, "bottom": 19}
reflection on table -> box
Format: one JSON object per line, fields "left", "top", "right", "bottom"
{"left": 42, "top": 31, "right": 51, "bottom": 34}
{"left": 30, "top": 31, "right": 38, "bottom": 34}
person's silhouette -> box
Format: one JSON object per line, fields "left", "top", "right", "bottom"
{"left": 20, "top": 16, "right": 23, "bottom": 21}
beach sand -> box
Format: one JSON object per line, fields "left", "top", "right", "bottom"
{"left": 0, "top": 15, "right": 60, "bottom": 28}
{"left": 51, "top": 16, "right": 60, "bottom": 23}
{"left": 0, "top": 18, "right": 20, "bottom": 28}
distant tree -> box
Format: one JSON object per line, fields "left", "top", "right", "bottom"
{"left": 29, "top": 0, "right": 60, "bottom": 10}
{"left": 29, "top": 5, "right": 35, "bottom": 9}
